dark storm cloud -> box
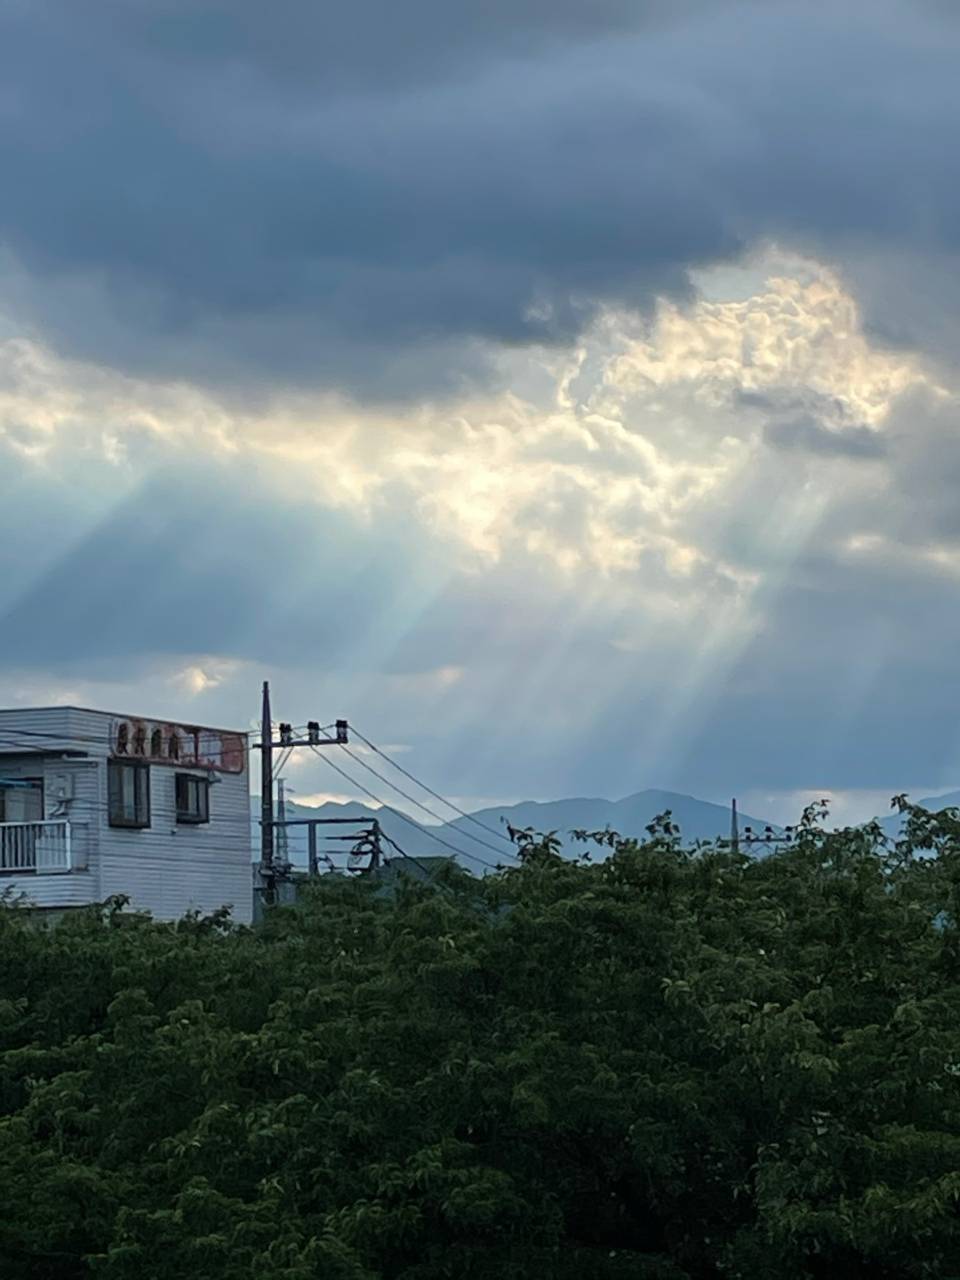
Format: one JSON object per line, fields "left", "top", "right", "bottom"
{"left": 52, "top": 0, "right": 686, "bottom": 90}
{"left": 0, "top": 0, "right": 957, "bottom": 396}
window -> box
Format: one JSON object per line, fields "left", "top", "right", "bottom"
{"left": 108, "top": 761, "right": 150, "bottom": 828}
{"left": 0, "top": 779, "right": 42, "bottom": 824}
{"left": 176, "top": 773, "right": 210, "bottom": 824}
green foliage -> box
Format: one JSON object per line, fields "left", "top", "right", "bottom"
{"left": 2, "top": 801, "right": 960, "bottom": 1277}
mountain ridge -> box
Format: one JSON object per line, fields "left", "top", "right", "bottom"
{"left": 250, "top": 788, "right": 777, "bottom": 870}
{"left": 878, "top": 789, "right": 960, "bottom": 839}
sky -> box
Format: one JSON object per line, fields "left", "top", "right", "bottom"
{"left": 2, "top": 0, "right": 960, "bottom": 828}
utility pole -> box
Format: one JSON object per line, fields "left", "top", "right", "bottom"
{"left": 731, "top": 797, "right": 788, "bottom": 852}
{"left": 256, "top": 679, "right": 349, "bottom": 900}
{"left": 261, "top": 681, "right": 274, "bottom": 871}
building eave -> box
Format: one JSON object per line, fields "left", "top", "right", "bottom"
{"left": 0, "top": 705, "right": 248, "bottom": 739}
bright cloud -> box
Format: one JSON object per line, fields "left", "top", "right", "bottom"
{"left": 1, "top": 250, "right": 935, "bottom": 605}
{"left": 171, "top": 660, "right": 246, "bottom": 697}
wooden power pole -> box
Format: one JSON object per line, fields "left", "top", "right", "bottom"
{"left": 257, "top": 680, "right": 348, "bottom": 897}
{"left": 261, "top": 681, "right": 275, "bottom": 871}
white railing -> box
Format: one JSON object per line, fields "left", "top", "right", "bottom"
{"left": 0, "top": 821, "right": 72, "bottom": 874}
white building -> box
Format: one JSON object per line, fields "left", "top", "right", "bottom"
{"left": 0, "top": 706, "right": 252, "bottom": 923}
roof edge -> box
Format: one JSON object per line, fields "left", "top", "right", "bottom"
{"left": 0, "top": 705, "right": 249, "bottom": 738}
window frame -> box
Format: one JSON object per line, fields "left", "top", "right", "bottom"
{"left": 0, "top": 778, "right": 43, "bottom": 824}
{"left": 175, "top": 772, "right": 210, "bottom": 825}
{"left": 108, "top": 760, "right": 151, "bottom": 829}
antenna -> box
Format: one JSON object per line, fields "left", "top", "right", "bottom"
{"left": 276, "top": 778, "right": 290, "bottom": 869}
{"left": 731, "top": 797, "right": 740, "bottom": 854}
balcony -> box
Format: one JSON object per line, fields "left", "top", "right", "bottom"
{"left": 0, "top": 820, "right": 73, "bottom": 874}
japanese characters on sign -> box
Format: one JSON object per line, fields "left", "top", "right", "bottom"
{"left": 110, "top": 719, "right": 245, "bottom": 773}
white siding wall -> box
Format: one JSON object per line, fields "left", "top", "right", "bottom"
{"left": 0, "top": 864, "right": 100, "bottom": 909}
{"left": 0, "top": 706, "right": 75, "bottom": 750}
{"left": 0, "top": 706, "right": 252, "bottom": 924}
{"left": 0, "top": 749, "right": 100, "bottom": 906}
{"left": 96, "top": 760, "right": 252, "bottom": 923}
{"left": 45, "top": 758, "right": 100, "bottom": 869}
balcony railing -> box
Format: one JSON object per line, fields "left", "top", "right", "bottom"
{"left": 0, "top": 820, "right": 73, "bottom": 874}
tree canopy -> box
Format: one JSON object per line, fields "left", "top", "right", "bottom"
{"left": 2, "top": 800, "right": 960, "bottom": 1278}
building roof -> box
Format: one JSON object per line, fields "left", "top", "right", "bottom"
{"left": 0, "top": 705, "right": 248, "bottom": 738}
{"left": 377, "top": 855, "right": 457, "bottom": 884}
{"left": 0, "top": 749, "right": 88, "bottom": 759}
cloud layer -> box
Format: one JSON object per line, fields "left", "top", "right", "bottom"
{"left": 1, "top": 1, "right": 960, "bottom": 396}
{"left": 2, "top": 3, "right": 960, "bottom": 823}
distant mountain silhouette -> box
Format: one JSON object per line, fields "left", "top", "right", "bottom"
{"left": 251, "top": 789, "right": 777, "bottom": 873}
{"left": 447, "top": 791, "right": 777, "bottom": 858}
{"left": 878, "top": 789, "right": 960, "bottom": 840}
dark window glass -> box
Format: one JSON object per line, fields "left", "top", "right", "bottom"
{"left": 0, "top": 780, "right": 43, "bottom": 823}
{"left": 175, "top": 774, "right": 210, "bottom": 825}
{"left": 108, "top": 761, "right": 150, "bottom": 828}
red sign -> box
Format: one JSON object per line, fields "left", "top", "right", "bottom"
{"left": 111, "top": 719, "right": 245, "bottom": 773}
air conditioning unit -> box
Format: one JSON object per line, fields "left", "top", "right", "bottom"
{"left": 50, "top": 773, "right": 75, "bottom": 809}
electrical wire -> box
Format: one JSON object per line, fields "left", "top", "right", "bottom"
{"left": 348, "top": 723, "right": 515, "bottom": 848}
{"left": 336, "top": 742, "right": 512, "bottom": 860}
{"left": 308, "top": 745, "right": 507, "bottom": 873}
{"left": 377, "top": 829, "right": 461, "bottom": 892}
{"left": 0, "top": 740, "right": 511, "bottom": 873}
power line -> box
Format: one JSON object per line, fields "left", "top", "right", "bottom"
{"left": 308, "top": 745, "right": 506, "bottom": 873}
{"left": 377, "top": 829, "right": 469, "bottom": 898}
{"left": 337, "top": 742, "right": 511, "bottom": 861}
{"left": 347, "top": 723, "right": 515, "bottom": 848}
{"left": 378, "top": 830, "right": 507, "bottom": 921}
